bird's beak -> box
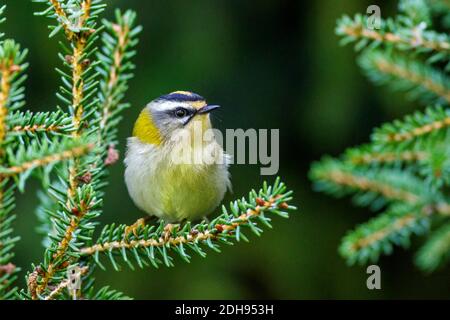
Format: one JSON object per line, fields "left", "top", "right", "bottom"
{"left": 197, "top": 104, "right": 221, "bottom": 114}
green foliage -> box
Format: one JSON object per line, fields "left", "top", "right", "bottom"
{"left": 371, "top": 104, "right": 450, "bottom": 151}
{"left": 399, "top": 0, "right": 431, "bottom": 25}
{"left": 339, "top": 203, "right": 431, "bottom": 265}
{"left": 310, "top": 0, "right": 450, "bottom": 271}
{"left": 0, "top": 1, "right": 296, "bottom": 300}
{"left": 0, "top": 40, "right": 28, "bottom": 112}
{"left": 0, "top": 3, "right": 91, "bottom": 299}
{"left": 3, "top": 135, "right": 93, "bottom": 189}
{"left": 97, "top": 9, "right": 142, "bottom": 147}
{"left": 0, "top": 179, "right": 18, "bottom": 300}
{"left": 358, "top": 51, "right": 450, "bottom": 104}
{"left": 33, "top": 0, "right": 106, "bottom": 38}
{"left": 0, "top": 10, "right": 23, "bottom": 299}
{"left": 7, "top": 110, "right": 75, "bottom": 141}
{"left": 86, "top": 286, "right": 132, "bottom": 300}
{"left": 336, "top": 8, "right": 450, "bottom": 64}
{"left": 415, "top": 222, "right": 450, "bottom": 271}
{"left": 84, "top": 178, "right": 294, "bottom": 271}
{"left": 310, "top": 157, "right": 434, "bottom": 210}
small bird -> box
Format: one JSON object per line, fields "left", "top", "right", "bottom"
{"left": 125, "top": 91, "right": 231, "bottom": 222}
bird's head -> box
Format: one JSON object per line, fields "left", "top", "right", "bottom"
{"left": 132, "top": 91, "right": 220, "bottom": 145}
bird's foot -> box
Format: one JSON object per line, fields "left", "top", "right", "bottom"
{"left": 124, "top": 217, "right": 149, "bottom": 239}
{"left": 162, "top": 223, "right": 181, "bottom": 241}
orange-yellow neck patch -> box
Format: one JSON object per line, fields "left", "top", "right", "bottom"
{"left": 133, "top": 109, "right": 162, "bottom": 145}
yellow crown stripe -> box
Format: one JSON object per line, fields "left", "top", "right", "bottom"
{"left": 172, "top": 91, "right": 194, "bottom": 96}
{"left": 170, "top": 91, "right": 206, "bottom": 109}
{"left": 190, "top": 100, "right": 207, "bottom": 109}
{"left": 133, "top": 109, "right": 162, "bottom": 145}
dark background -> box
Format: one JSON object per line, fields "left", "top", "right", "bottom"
{"left": 5, "top": 0, "right": 450, "bottom": 299}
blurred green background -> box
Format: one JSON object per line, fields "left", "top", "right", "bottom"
{"left": 5, "top": 0, "right": 450, "bottom": 299}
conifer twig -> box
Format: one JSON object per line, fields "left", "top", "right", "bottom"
{"left": 337, "top": 14, "right": 450, "bottom": 55}
{"left": 311, "top": 0, "right": 450, "bottom": 270}
{"left": 311, "top": 159, "right": 423, "bottom": 205}
{"left": 81, "top": 178, "right": 295, "bottom": 270}
{"left": 82, "top": 197, "right": 290, "bottom": 256}
{"left": 360, "top": 52, "right": 450, "bottom": 104}
{"left": 34, "top": 0, "right": 100, "bottom": 297}
{"left": 96, "top": 9, "right": 141, "bottom": 147}
{"left": 48, "top": 0, "right": 71, "bottom": 37}
{"left": 7, "top": 110, "right": 73, "bottom": 136}
{"left": 340, "top": 202, "right": 450, "bottom": 264}
{"left": 381, "top": 117, "right": 450, "bottom": 142}
{"left": 0, "top": 54, "right": 13, "bottom": 142}
{"left": 0, "top": 26, "right": 28, "bottom": 299}
{"left": 340, "top": 206, "right": 429, "bottom": 264}
{"left": 99, "top": 16, "right": 130, "bottom": 132}
{"left": 0, "top": 142, "right": 93, "bottom": 177}
{"left": 415, "top": 222, "right": 450, "bottom": 272}
{"left": 345, "top": 146, "right": 428, "bottom": 165}
{"left": 372, "top": 104, "right": 450, "bottom": 148}
{"left": 66, "top": 0, "right": 94, "bottom": 198}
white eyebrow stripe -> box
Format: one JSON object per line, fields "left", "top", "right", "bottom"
{"left": 147, "top": 101, "right": 181, "bottom": 112}
{"left": 148, "top": 101, "right": 197, "bottom": 114}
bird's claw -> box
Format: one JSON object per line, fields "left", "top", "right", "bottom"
{"left": 124, "top": 218, "right": 147, "bottom": 239}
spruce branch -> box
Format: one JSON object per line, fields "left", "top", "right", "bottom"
{"left": 0, "top": 16, "right": 28, "bottom": 299}
{"left": 7, "top": 110, "right": 74, "bottom": 140}
{"left": 31, "top": 0, "right": 106, "bottom": 297}
{"left": 399, "top": 0, "right": 432, "bottom": 25}
{"left": 36, "top": 0, "right": 72, "bottom": 37}
{"left": 34, "top": 0, "right": 105, "bottom": 198}
{"left": 415, "top": 222, "right": 450, "bottom": 271}
{"left": 359, "top": 51, "right": 450, "bottom": 105}
{"left": 310, "top": 158, "right": 432, "bottom": 209}
{"left": 0, "top": 136, "right": 93, "bottom": 183}
{"left": 29, "top": 4, "right": 147, "bottom": 299}
{"left": 81, "top": 178, "right": 295, "bottom": 271}
{"left": 86, "top": 286, "right": 131, "bottom": 300}
{"left": 416, "top": 142, "right": 450, "bottom": 187}
{"left": 337, "top": 13, "right": 450, "bottom": 59}
{"left": 339, "top": 204, "right": 432, "bottom": 264}
{"left": 0, "top": 179, "right": 18, "bottom": 300}
{"left": 32, "top": 179, "right": 102, "bottom": 298}
{"left": 340, "top": 201, "right": 450, "bottom": 265}
{"left": 344, "top": 140, "right": 450, "bottom": 190}
{"left": 34, "top": 0, "right": 105, "bottom": 39}
{"left": 311, "top": 0, "right": 450, "bottom": 271}
{"left": 344, "top": 144, "right": 428, "bottom": 166}
{"left": 97, "top": 9, "right": 141, "bottom": 147}
{"left": 372, "top": 104, "right": 450, "bottom": 150}
{"left": 0, "top": 40, "right": 28, "bottom": 143}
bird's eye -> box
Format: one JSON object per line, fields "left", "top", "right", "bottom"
{"left": 174, "top": 107, "right": 188, "bottom": 118}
